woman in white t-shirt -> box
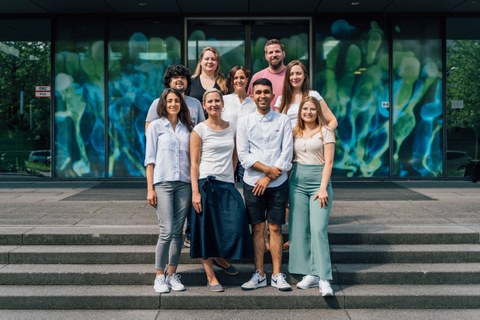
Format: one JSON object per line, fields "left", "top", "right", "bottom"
{"left": 288, "top": 96, "right": 335, "bottom": 297}
{"left": 190, "top": 88, "right": 253, "bottom": 292}
{"left": 275, "top": 60, "right": 337, "bottom": 130}
{"left": 222, "top": 66, "right": 257, "bottom": 182}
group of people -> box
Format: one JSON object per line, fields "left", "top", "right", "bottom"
{"left": 144, "top": 39, "right": 338, "bottom": 296}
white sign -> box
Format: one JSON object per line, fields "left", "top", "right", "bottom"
{"left": 382, "top": 101, "right": 390, "bottom": 108}
{"left": 35, "top": 86, "right": 51, "bottom": 91}
{"left": 35, "top": 91, "right": 51, "bottom": 98}
{"left": 451, "top": 100, "right": 464, "bottom": 109}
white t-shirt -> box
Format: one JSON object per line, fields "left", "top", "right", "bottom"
{"left": 274, "top": 90, "right": 323, "bottom": 128}
{"left": 222, "top": 93, "right": 257, "bottom": 131}
{"left": 193, "top": 122, "right": 235, "bottom": 183}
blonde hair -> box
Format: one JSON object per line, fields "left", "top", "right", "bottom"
{"left": 191, "top": 47, "right": 227, "bottom": 94}
{"left": 277, "top": 60, "right": 310, "bottom": 114}
{"left": 202, "top": 88, "right": 224, "bottom": 105}
{"left": 293, "top": 96, "right": 332, "bottom": 139}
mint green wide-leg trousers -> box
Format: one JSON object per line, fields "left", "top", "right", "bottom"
{"left": 288, "top": 163, "right": 333, "bottom": 280}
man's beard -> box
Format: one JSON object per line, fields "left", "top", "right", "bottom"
{"left": 269, "top": 59, "right": 283, "bottom": 70}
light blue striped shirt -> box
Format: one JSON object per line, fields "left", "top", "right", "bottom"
{"left": 144, "top": 117, "right": 191, "bottom": 184}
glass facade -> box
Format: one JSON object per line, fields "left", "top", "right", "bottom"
{"left": 187, "top": 21, "right": 246, "bottom": 76}
{"left": 315, "top": 18, "right": 390, "bottom": 177}
{"left": 392, "top": 17, "right": 443, "bottom": 177}
{"left": 0, "top": 19, "right": 51, "bottom": 177}
{"left": 108, "top": 19, "right": 182, "bottom": 178}
{"left": 1, "top": 15, "right": 478, "bottom": 179}
{"left": 446, "top": 18, "right": 480, "bottom": 178}
{"left": 250, "top": 21, "right": 309, "bottom": 74}
{"left": 55, "top": 19, "right": 106, "bottom": 178}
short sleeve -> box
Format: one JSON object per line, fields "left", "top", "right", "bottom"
{"left": 145, "top": 99, "right": 160, "bottom": 123}
{"left": 309, "top": 90, "right": 323, "bottom": 101}
{"left": 274, "top": 96, "right": 282, "bottom": 109}
{"left": 193, "top": 122, "right": 205, "bottom": 139}
{"left": 322, "top": 127, "right": 335, "bottom": 144}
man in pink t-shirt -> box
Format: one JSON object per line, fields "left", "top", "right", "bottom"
{"left": 248, "top": 39, "right": 287, "bottom": 109}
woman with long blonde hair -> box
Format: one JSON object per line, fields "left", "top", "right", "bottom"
{"left": 288, "top": 96, "right": 335, "bottom": 297}
{"left": 187, "top": 47, "right": 227, "bottom": 114}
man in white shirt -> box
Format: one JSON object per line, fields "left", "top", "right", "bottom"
{"left": 145, "top": 64, "right": 205, "bottom": 132}
{"left": 237, "top": 78, "right": 293, "bottom": 291}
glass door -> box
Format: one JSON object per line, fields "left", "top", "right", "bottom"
{"left": 186, "top": 19, "right": 310, "bottom": 83}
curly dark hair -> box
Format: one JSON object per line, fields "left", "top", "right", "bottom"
{"left": 156, "top": 88, "right": 194, "bottom": 132}
{"left": 163, "top": 64, "right": 192, "bottom": 89}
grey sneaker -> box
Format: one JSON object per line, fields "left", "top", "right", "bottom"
{"left": 166, "top": 273, "right": 185, "bottom": 291}
{"left": 271, "top": 273, "right": 292, "bottom": 291}
{"left": 297, "top": 275, "right": 319, "bottom": 289}
{"left": 153, "top": 275, "right": 169, "bottom": 293}
{"left": 319, "top": 279, "right": 334, "bottom": 296}
{"left": 241, "top": 271, "right": 267, "bottom": 291}
{"left": 183, "top": 239, "right": 190, "bottom": 248}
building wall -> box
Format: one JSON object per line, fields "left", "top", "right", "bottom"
{"left": 1, "top": 15, "right": 478, "bottom": 179}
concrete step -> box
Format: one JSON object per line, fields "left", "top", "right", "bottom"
{"left": 3, "top": 243, "right": 480, "bottom": 264}
{"left": 334, "top": 263, "right": 480, "bottom": 284}
{"left": 0, "top": 285, "right": 158, "bottom": 309}
{"left": 1, "top": 309, "right": 480, "bottom": 320}
{"left": 2, "top": 263, "right": 480, "bottom": 286}
{"left": 331, "top": 244, "right": 480, "bottom": 263}
{"left": 160, "top": 284, "right": 480, "bottom": 309}
{"left": 1, "top": 225, "right": 478, "bottom": 245}
{"left": 1, "top": 284, "right": 480, "bottom": 309}
{"left": 1, "top": 245, "right": 155, "bottom": 264}
{"left": 328, "top": 225, "right": 480, "bottom": 244}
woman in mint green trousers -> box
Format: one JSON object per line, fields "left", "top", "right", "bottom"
{"left": 288, "top": 96, "right": 335, "bottom": 296}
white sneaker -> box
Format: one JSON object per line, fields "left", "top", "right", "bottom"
{"left": 241, "top": 271, "right": 267, "bottom": 291}
{"left": 271, "top": 273, "right": 292, "bottom": 291}
{"left": 166, "top": 273, "right": 186, "bottom": 291}
{"left": 319, "top": 279, "right": 334, "bottom": 296}
{"left": 153, "top": 275, "right": 169, "bottom": 293}
{"left": 296, "top": 275, "right": 319, "bottom": 289}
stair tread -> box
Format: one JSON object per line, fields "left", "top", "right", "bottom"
{"left": 335, "top": 263, "right": 480, "bottom": 272}
{"left": 3, "top": 263, "right": 480, "bottom": 274}
{"left": 1, "top": 284, "right": 479, "bottom": 296}
{"left": 332, "top": 244, "right": 480, "bottom": 251}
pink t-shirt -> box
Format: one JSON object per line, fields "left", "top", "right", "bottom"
{"left": 248, "top": 67, "right": 286, "bottom": 109}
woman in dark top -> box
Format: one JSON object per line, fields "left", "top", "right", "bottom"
{"left": 187, "top": 47, "right": 227, "bottom": 117}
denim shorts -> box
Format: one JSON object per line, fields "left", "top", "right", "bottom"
{"left": 243, "top": 180, "right": 289, "bottom": 226}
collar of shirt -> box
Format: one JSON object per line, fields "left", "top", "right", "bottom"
{"left": 255, "top": 109, "right": 274, "bottom": 122}
{"left": 160, "top": 117, "right": 185, "bottom": 130}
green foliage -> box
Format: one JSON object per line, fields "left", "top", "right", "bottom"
{"left": 0, "top": 41, "right": 51, "bottom": 144}
{"left": 446, "top": 40, "right": 480, "bottom": 134}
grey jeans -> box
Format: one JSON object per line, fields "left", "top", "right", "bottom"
{"left": 154, "top": 181, "right": 191, "bottom": 270}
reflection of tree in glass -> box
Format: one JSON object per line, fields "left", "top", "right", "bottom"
{"left": 0, "top": 41, "right": 51, "bottom": 173}
{"left": 447, "top": 40, "right": 480, "bottom": 161}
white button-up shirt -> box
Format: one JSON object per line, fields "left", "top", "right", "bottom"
{"left": 237, "top": 109, "right": 293, "bottom": 188}
{"left": 144, "top": 117, "right": 190, "bottom": 184}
